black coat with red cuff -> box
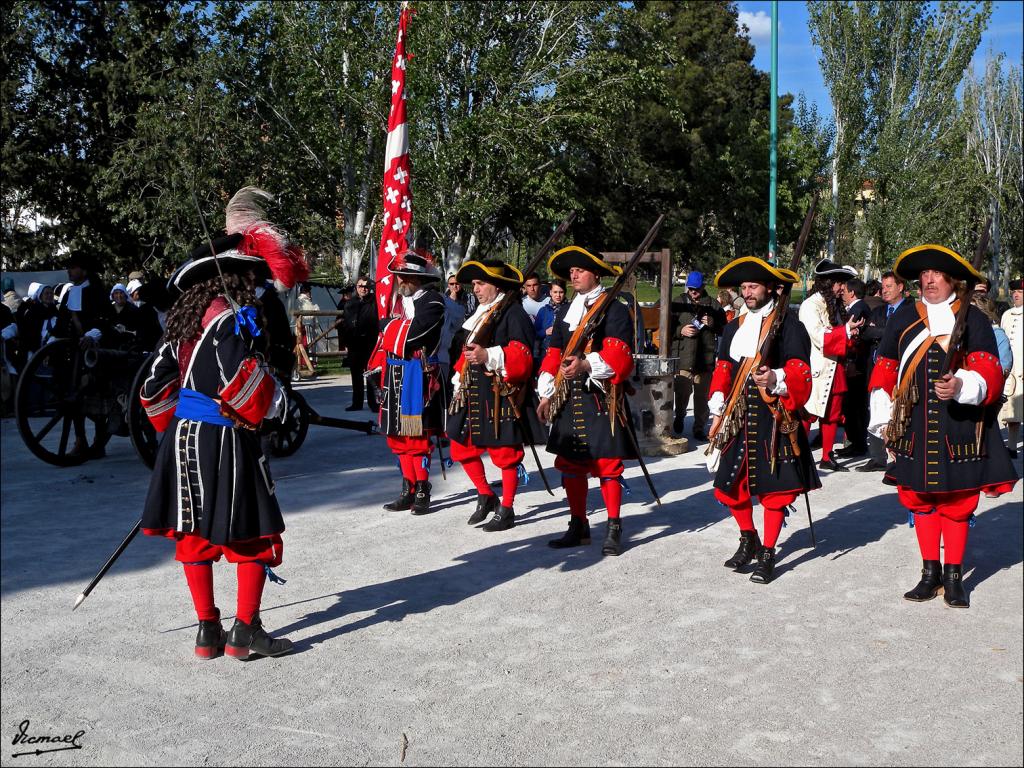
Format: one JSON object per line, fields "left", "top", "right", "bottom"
{"left": 870, "top": 301, "right": 1017, "bottom": 494}
{"left": 709, "top": 312, "right": 821, "bottom": 497}
{"left": 447, "top": 302, "right": 546, "bottom": 447}
{"left": 540, "top": 298, "right": 637, "bottom": 462}
{"left": 379, "top": 288, "right": 447, "bottom": 437}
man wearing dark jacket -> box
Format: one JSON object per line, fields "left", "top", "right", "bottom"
{"left": 668, "top": 271, "right": 723, "bottom": 440}
{"left": 835, "top": 277, "right": 872, "bottom": 458}
{"left": 344, "top": 276, "right": 380, "bottom": 411}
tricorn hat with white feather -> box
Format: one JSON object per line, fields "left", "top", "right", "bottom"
{"left": 168, "top": 186, "right": 310, "bottom": 296}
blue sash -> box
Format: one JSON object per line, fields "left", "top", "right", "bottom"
{"left": 175, "top": 388, "right": 233, "bottom": 427}
{"left": 388, "top": 355, "right": 424, "bottom": 421}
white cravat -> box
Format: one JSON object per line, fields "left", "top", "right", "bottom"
{"left": 66, "top": 279, "right": 90, "bottom": 312}
{"left": 563, "top": 285, "right": 604, "bottom": 331}
{"left": 462, "top": 292, "right": 504, "bottom": 340}
{"left": 922, "top": 293, "right": 956, "bottom": 336}
{"left": 402, "top": 289, "right": 426, "bottom": 320}
{"left": 729, "top": 299, "right": 775, "bottom": 360}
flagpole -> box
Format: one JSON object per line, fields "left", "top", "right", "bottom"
{"left": 768, "top": 0, "right": 778, "bottom": 264}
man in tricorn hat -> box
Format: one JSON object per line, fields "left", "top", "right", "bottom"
{"left": 869, "top": 245, "right": 1017, "bottom": 608}
{"left": 706, "top": 256, "right": 820, "bottom": 584}
{"left": 138, "top": 186, "right": 308, "bottom": 660}
{"left": 536, "top": 246, "right": 637, "bottom": 556}
{"left": 378, "top": 248, "right": 447, "bottom": 515}
{"left": 798, "top": 258, "right": 864, "bottom": 471}
{"left": 447, "top": 260, "right": 546, "bottom": 532}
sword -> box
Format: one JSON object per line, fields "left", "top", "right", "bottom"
{"left": 72, "top": 520, "right": 142, "bottom": 610}
{"left": 434, "top": 436, "right": 448, "bottom": 481}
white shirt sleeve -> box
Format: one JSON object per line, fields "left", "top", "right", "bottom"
{"left": 585, "top": 351, "right": 613, "bottom": 379}
{"left": 85, "top": 328, "right": 102, "bottom": 341}
{"left": 485, "top": 345, "right": 505, "bottom": 376}
{"left": 537, "top": 371, "right": 555, "bottom": 400}
{"left": 770, "top": 367, "right": 788, "bottom": 396}
{"left": 708, "top": 391, "right": 725, "bottom": 417}
{"left": 953, "top": 368, "right": 987, "bottom": 406}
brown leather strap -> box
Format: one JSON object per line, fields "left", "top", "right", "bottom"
{"left": 894, "top": 333, "right": 935, "bottom": 399}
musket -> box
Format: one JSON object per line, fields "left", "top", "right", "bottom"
{"left": 549, "top": 214, "right": 666, "bottom": 420}
{"left": 707, "top": 190, "right": 819, "bottom": 453}
{"left": 72, "top": 520, "right": 141, "bottom": 610}
{"left": 940, "top": 216, "right": 991, "bottom": 378}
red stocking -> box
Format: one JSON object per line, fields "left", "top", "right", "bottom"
{"left": 599, "top": 478, "right": 623, "bottom": 519}
{"left": 235, "top": 562, "right": 267, "bottom": 625}
{"left": 413, "top": 454, "right": 430, "bottom": 482}
{"left": 182, "top": 562, "right": 217, "bottom": 622}
{"left": 940, "top": 516, "right": 969, "bottom": 565}
{"left": 398, "top": 455, "right": 416, "bottom": 484}
{"left": 501, "top": 467, "right": 518, "bottom": 508}
{"left": 563, "top": 474, "right": 589, "bottom": 520}
{"left": 820, "top": 421, "right": 839, "bottom": 462}
{"left": 912, "top": 512, "right": 942, "bottom": 561}
{"left": 762, "top": 507, "right": 786, "bottom": 548}
{"left": 460, "top": 456, "right": 493, "bottom": 496}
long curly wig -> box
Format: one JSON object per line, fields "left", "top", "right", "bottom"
{"left": 164, "top": 274, "right": 259, "bottom": 345}
{"left": 811, "top": 276, "right": 848, "bottom": 325}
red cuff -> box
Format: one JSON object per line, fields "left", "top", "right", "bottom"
{"left": 140, "top": 381, "right": 179, "bottom": 433}
{"left": 598, "top": 337, "right": 633, "bottom": 384}
{"left": 964, "top": 351, "right": 1004, "bottom": 407}
{"left": 709, "top": 359, "right": 735, "bottom": 397}
{"left": 823, "top": 324, "right": 849, "bottom": 358}
{"left": 382, "top": 318, "right": 412, "bottom": 357}
{"left": 869, "top": 357, "right": 898, "bottom": 396}
{"left": 219, "top": 358, "right": 275, "bottom": 428}
{"left": 540, "top": 346, "right": 562, "bottom": 377}
{"left": 503, "top": 340, "right": 532, "bottom": 384}
{"left": 780, "top": 359, "right": 812, "bottom": 410}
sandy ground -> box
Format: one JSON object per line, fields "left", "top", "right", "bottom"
{"left": 1, "top": 374, "right": 1021, "bottom": 767}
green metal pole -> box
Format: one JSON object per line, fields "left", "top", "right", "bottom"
{"left": 768, "top": 0, "right": 778, "bottom": 264}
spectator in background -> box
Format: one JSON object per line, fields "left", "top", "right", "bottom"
{"left": 446, "top": 273, "right": 476, "bottom": 317}
{"left": 717, "top": 288, "right": 743, "bottom": 323}
{"left": 835, "top": 277, "right": 872, "bottom": 459}
{"left": 857, "top": 270, "right": 908, "bottom": 472}
{"left": 343, "top": 276, "right": 380, "bottom": 411}
{"left": 126, "top": 278, "right": 165, "bottom": 348}
{"left": 974, "top": 276, "right": 1010, "bottom": 319}
{"left": 520, "top": 272, "right": 549, "bottom": 322}
{"left": 534, "top": 278, "right": 568, "bottom": 357}
{"left": 999, "top": 278, "right": 1022, "bottom": 457}
{"left": 668, "top": 271, "right": 722, "bottom": 440}
{"left": 864, "top": 279, "right": 884, "bottom": 311}
{"left": 18, "top": 283, "right": 58, "bottom": 361}
{"left": 108, "top": 283, "right": 144, "bottom": 351}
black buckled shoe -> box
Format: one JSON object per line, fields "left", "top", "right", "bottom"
{"left": 818, "top": 458, "right": 849, "bottom": 472}
{"left": 195, "top": 609, "right": 225, "bottom": 660}
{"left": 383, "top": 480, "right": 414, "bottom": 511}
{"left": 942, "top": 564, "right": 969, "bottom": 608}
{"left": 548, "top": 516, "right": 591, "bottom": 548}
{"left": 225, "top": 613, "right": 293, "bottom": 660}
{"left": 411, "top": 480, "right": 432, "bottom": 515}
{"left": 749, "top": 546, "right": 776, "bottom": 584}
{"left": 724, "top": 530, "right": 762, "bottom": 570}
{"left": 602, "top": 519, "right": 623, "bottom": 556}
{"left": 481, "top": 505, "right": 515, "bottom": 532}
{"left": 467, "top": 493, "right": 499, "bottom": 525}
{"left": 903, "top": 560, "right": 943, "bottom": 602}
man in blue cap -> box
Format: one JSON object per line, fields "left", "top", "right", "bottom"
{"left": 668, "top": 270, "right": 723, "bottom": 440}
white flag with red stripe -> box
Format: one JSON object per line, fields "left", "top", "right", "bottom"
{"left": 375, "top": 4, "right": 414, "bottom": 321}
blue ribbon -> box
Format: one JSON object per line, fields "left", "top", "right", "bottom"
{"left": 175, "top": 388, "right": 233, "bottom": 427}
{"left": 968, "top": 513, "right": 976, "bottom": 529}
{"left": 619, "top": 477, "right": 632, "bottom": 496}
{"left": 234, "top": 305, "right": 261, "bottom": 337}
{"left": 264, "top": 565, "right": 287, "bottom": 585}
{"left": 907, "top": 510, "right": 915, "bottom": 528}
{"left": 517, "top": 462, "right": 530, "bottom": 486}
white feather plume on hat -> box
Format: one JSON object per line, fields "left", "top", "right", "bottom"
{"left": 224, "top": 186, "right": 309, "bottom": 289}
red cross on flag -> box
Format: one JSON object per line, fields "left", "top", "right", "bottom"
{"left": 375, "top": 3, "right": 414, "bottom": 321}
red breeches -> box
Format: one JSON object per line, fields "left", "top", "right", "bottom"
{"left": 176, "top": 533, "right": 279, "bottom": 624}
{"left": 898, "top": 487, "right": 980, "bottom": 565}
{"left": 715, "top": 472, "right": 799, "bottom": 548}
{"left": 556, "top": 457, "right": 626, "bottom": 519}
{"left": 450, "top": 438, "right": 525, "bottom": 507}
{"left": 388, "top": 436, "right": 432, "bottom": 482}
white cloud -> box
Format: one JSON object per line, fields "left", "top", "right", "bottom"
{"left": 738, "top": 10, "right": 772, "bottom": 46}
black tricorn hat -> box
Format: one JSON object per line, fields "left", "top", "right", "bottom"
{"left": 547, "top": 246, "right": 621, "bottom": 280}
{"left": 388, "top": 248, "right": 442, "bottom": 282}
{"left": 455, "top": 260, "right": 524, "bottom": 290}
{"left": 714, "top": 256, "right": 798, "bottom": 288}
{"left": 167, "top": 233, "right": 270, "bottom": 297}
{"left": 1010, "top": 277, "right": 1023, "bottom": 291}
{"left": 893, "top": 244, "right": 984, "bottom": 284}
{"left": 65, "top": 250, "right": 100, "bottom": 273}
{"left": 813, "top": 258, "right": 858, "bottom": 279}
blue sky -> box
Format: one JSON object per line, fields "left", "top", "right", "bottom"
{"left": 736, "top": 0, "right": 1024, "bottom": 114}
